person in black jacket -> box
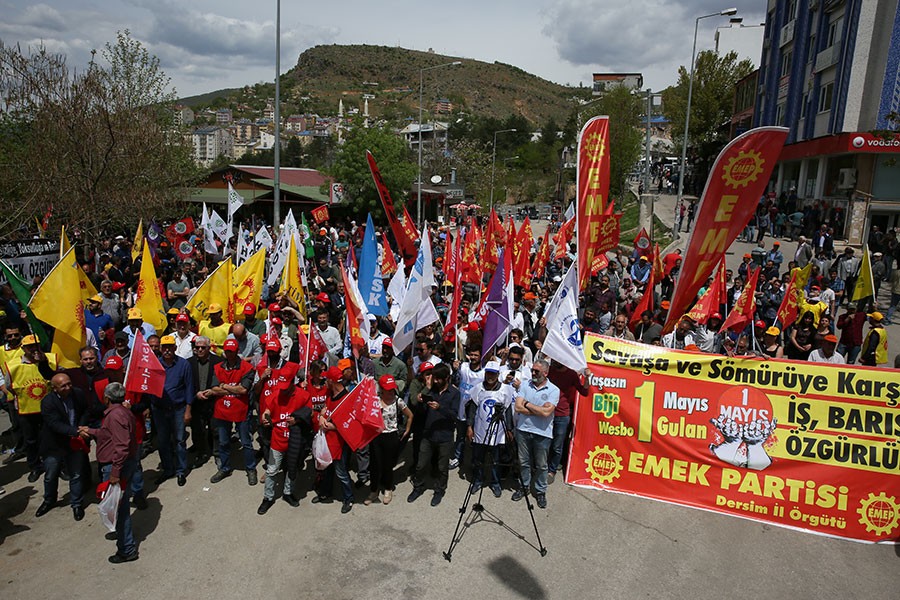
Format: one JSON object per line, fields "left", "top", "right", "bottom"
{"left": 188, "top": 336, "right": 222, "bottom": 468}
{"left": 37, "top": 373, "right": 91, "bottom": 521}
{"left": 407, "top": 362, "right": 460, "bottom": 507}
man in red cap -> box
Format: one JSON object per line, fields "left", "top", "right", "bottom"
{"left": 263, "top": 303, "right": 282, "bottom": 332}
{"left": 173, "top": 313, "right": 196, "bottom": 359}
{"left": 373, "top": 338, "right": 407, "bottom": 394}
{"left": 242, "top": 303, "right": 266, "bottom": 337}
{"left": 254, "top": 336, "right": 302, "bottom": 513}
{"left": 314, "top": 364, "right": 355, "bottom": 513}
{"left": 206, "top": 339, "right": 258, "bottom": 485}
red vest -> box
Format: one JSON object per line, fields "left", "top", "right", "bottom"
{"left": 213, "top": 360, "right": 255, "bottom": 422}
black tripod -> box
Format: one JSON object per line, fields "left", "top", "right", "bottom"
{"left": 442, "top": 407, "right": 547, "bottom": 561}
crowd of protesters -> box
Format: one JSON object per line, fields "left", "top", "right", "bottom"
{"left": 1, "top": 206, "right": 897, "bottom": 563}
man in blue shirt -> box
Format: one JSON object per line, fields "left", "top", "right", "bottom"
{"left": 513, "top": 358, "right": 559, "bottom": 509}
{"left": 152, "top": 335, "right": 195, "bottom": 487}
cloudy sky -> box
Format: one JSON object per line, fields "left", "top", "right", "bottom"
{"left": 0, "top": 0, "right": 767, "bottom": 98}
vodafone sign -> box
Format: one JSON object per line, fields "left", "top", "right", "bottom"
{"left": 780, "top": 132, "right": 900, "bottom": 161}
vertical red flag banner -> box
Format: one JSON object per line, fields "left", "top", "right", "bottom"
{"left": 366, "top": 151, "right": 419, "bottom": 267}
{"left": 554, "top": 217, "right": 575, "bottom": 260}
{"left": 460, "top": 220, "right": 481, "bottom": 284}
{"left": 590, "top": 203, "right": 620, "bottom": 276}
{"left": 664, "top": 126, "right": 788, "bottom": 332}
{"left": 569, "top": 334, "right": 900, "bottom": 543}
{"left": 531, "top": 232, "right": 551, "bottom": 282}
{"left": 628, "top": 268, "right": 655, "bottom": 330}
{"left": 381, "top": 233, "right": 398, "bottom": 277}
{"left": 489, "top": 209, "right": 506, "bottom": 247}
{"left": 124, "top": 331, "right": 166, "bottom": 397}
{"left": 633, "top": 227, "right": 651, "bottom": 257}
{"left": 514, "top": 216, "right": 534, "bottom": 288}
{"left": 721, "top": 266, "right": 761, "bottom": 332}
{"left": 328, "top": 377, "right": 384, "bottom": 451}
{"left": 483, "top": 211, "right": 501, "bottom": 270}
{"left": 776, "top": 269, "right": 802, "bottom": 328}
{"left": 685, "top": 261, "right": 725, "bottom": 325}
{"left": 311, "top": 205, "right": 330, "bottom": 224}
{"left": 577, "top": 116, "right": 610, "bottom": 290}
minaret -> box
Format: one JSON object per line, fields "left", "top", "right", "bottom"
{"left": 337, "top": 98, "right": 344, "bottom": 143}
{"left": 364, "top": 98, "right": 370, "bottom": 128}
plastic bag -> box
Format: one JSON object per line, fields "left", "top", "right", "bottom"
{"left": 313, "top": 430, "right": 332, "bottom": 470}
{"left": 98, "top": 482, "right": 122, "bottom": 532}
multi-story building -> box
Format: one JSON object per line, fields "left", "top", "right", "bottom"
{"left": 192, "top": 126, "right": 234, "bottom": 167}
{"left": 434, "top": 98, "right": 454, "bottom": 114}
{"left": 591, "top": 73, "right": 643, "bottom": 95}
{"left": 230, "top": 119, "right": 259, "bottom": 143}
{"left": 263, "top": 101, "right": 275, "bottom": 121}
{"left": 399, "top": 122, "right": 449, "bottom": 153}
{"left": 216, "top": 108, "right": 233, "bottom": 125}
{"left": 173, "top": 105, "right": 194, "bottom": 127}
{"left": 755, "top": 0, "right": 900, "bottom": 243}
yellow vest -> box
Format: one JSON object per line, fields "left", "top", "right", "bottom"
{"left": 862, "top": 328, "right": 888, "bottom": 365}
{"left": 7, "top": 354, "right": 59, "bottom": 415}
{"left": 199, "top": 320, "right": 232, "bottom": 355}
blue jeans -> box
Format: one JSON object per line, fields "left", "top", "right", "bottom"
{"left": 263, "top": 448, "right": 293, "bottom": 500}
{"left": 317, "top": 444, "right": 354, "bottom": 502}
{"left": 837, "top": 343, "right": 861, "bottom": 365}
{"left": 517, "top": 430, "right": 552, "bottom": 495}
{"left": 101, "top": 456, "right": 138, "bottom": 557}
{"left": 471, "top": 443, "right": 500, "bottom": 488}
{"left": 547, "top": 415, "right": 571, "bottom": 475}
{"left": 154, "top": 404, "right": 187, "bottom": 476}
{"left": 216, "top": 419, "right": 256, "bottom": 472}
{"left": 43, "top": 452, "right": 85, "bottom": 507}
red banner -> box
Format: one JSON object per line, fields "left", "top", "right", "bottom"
{"left": 577, "top": 116, "right": 610, "bottom": 290}
{"left": 124, "top": 331, "right": 165, "bottom": 397}
{"left": 311, "top": 205, "right": 330, "bottom": 224}
{"left": 721, "top": 266, "right": 761, "bottom": 332}
{"left": 367, "top": 151, "right": 419, "bottom": 267}
{"left": 665, "top": 127, "right": 788, "bottom": 332}
{"left": 569, "top": 335, "right": 900, "bottom": 543}
{"left": 329, "top": 377, "right": 383, "bottom": 451}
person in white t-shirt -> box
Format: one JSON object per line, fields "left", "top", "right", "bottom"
{"left": 808, "top": 334, "right": 846, "bottom": 364}
{"left": 467, "top": 361, "right": 515, "bottom": 497}
{"left": 451, "top": 347, "right": 485, "bottom": 470}
{"left": 366, "top": 315, "right": 388, "bottom": 359}
{"left": 410, "top": 338, "right": 441, "bottom": 379}
{"left": 500, "top": 345, "right": 530, "bottom": 391}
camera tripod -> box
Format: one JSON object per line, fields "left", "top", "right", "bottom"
{"left": 442, "top": 407, "right": 547, "bottom": 561}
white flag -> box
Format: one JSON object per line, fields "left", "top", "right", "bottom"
{"left": 267, "top": 210, "right": 298, "bottom": 286}
{"left": 208, "top": 209, "right": 229, "bottom": 242}
{"left": 235, "top": 225, "right": 249, "bottom": 266}
{"left": 564, "top": 202, "right": 575, "bottom": 221}
{"left": 540, "top": 263, "right": 587, "bottom": 372}
{"left": 227, "top": 182, "right": 245, "bottom": 220}
{"left": 393, "top": 244, "right": 439, "bottom": 351}
{"left": 200, "top": 203, "right": 218, "bottom": 255}
{"left": 420, "top": 226, "right": 436, "bottom": 291}
{"left": 255, "top": 225, "right": 273, "bottom": 251}
{"left": 387, "top": 266, "right": 406, "bottom": 323}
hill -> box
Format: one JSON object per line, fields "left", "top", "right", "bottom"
{"left": 179, "top": 44, "right": 588, "bottom": 126}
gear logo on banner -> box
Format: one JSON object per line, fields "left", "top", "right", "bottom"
{"left": 583, "top": 132, "right": 606, "bottom": 160}
{"left": 721, "top": 150, "right": 765, "bottom": 188}
{"left": 585, "top": 446, "right": 622, "bottom": 484}
{"left": 857, "top": 492, "right": 900, "bottom": 536}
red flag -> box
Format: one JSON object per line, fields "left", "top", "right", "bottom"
{"left": 41, "top": 204, "right": 53, "bottom": 232}
{"left": 328, "top": 377, "right": 383, "bottom": 451}
{"left": 514, "top": 216, "right": 534, "bottom": 287}
{"left": 664, "top": 126, "right": 788, "bottom": 333}
{"left": 590, "top": 207, "right": 621, "bottom": 276}
{"left": 721, "top": 266, "right": 761, "bottom": 332}
{"left": 124, "top": 331, "right": 166, "bottom": 398}
{"left": 652, "top": 243, "right": 664, "bottom": 281}
{"left": 633, "top": 227, "right": 651, "bottom": 257}
{"left": 483, "top": 211, "right": 501, "bottom": 269}
{"left": 311, "top": 205, "right": 329, "bottom": 224}
{"left": 686, "top": 260, "right": 726, "bottom": 324}
{"left": 381, "top": 233, "right": 398, "bottom": 276}
{"left": 340, "top": 266, "right": 367, "bottom": 349}
{"left": 308, "top": 324, "right": 329, "bottom": 363}
{"left": 531, "top": 232, "right": 551, "bottom": 282}
{"left": 460, "top": 220, "right": 481, "bottom": 284}
{"left": 776, "top": 269, "right": 802, "bottom": 329}
{"left": 577, "top": 116, "right": 610, "bottom": 290}
{"left": 174, "top": 238, "right": 194, "bottom": 260}
{"left": 367, "top": 151, "right": 419, "bottom": 267}
{"left": 629, "top": 269, "right": 655, "bottom": 330}
{"left": 554, "top": 217, "right": 575, "bottom": 261}
{"left": 444, "top": 230, "right": 459, "bottom": 286}
{"left": 165, "top": 218, "right": 195, "bottom": 244}
{"left": 296, "top": 327, "right": 310, "bottom": 371}
{"left": 489, "top": 209, "right": 506, "bottom": 247}
{"left": 506, "top": 215, "right": 517, "bottom": 244}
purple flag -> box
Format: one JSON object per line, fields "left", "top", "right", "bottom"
{"left": 146, "top": 221, "right": 164, "bottom": 259}
{"left": 481, "top": 249, "right": 514, "bottom": 363}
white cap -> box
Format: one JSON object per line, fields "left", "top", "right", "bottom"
{"left": 485, "top": 360, "right": 501, "bottom": 373}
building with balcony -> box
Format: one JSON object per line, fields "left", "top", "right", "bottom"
{"left": 192, "top": 126, "right": 234, "bottom": 167}
{"left": 399, "top": 122, "right": 449, "bottom": 153}
{"left": 216, "top": 108, "right": 233, "bottom": 125}
{"left": 755, "top": 0, "right": 900, "bottom": 243}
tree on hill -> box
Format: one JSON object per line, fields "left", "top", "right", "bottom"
{"left": 326, "top": 120, "right": 416, "bottom": 215}
{"left": 0, "top": 31, "right": 199, "bottom": 240}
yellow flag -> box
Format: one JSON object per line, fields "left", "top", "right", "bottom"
{"left": 278, "top": 235, "right": 306, "bottom": 319}
{"left": 134, "top": 243, "right": 167, "bottom": 333}
{"left": 186, "top": 259, "right": 235, "bottom": 321}
{"left": 132, "top": 220, "right": 143, "bottom": 263}
{"left": 791, "top": 261, "right": 814, "bottom": 292}
{"left": 852, "top": 249, "right": 875, "bottom": 302}
{"left": 60, "top": 226, "right": 72, "bottom": 259}
{"left": 28, "top": 247, "right": 89, "bottom": 367}
{"left": 233, "top": 248, "right": 266, "bottom": 314}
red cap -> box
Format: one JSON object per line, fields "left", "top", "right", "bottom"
{"left": 523, "top": 292, "right": 537, "bottom": 300}
{"left": 112, "top": 281, "right": 126, "bottom": 291}
{"left": 755, "top": 320, "right": 766, "bottom": 328}
{"left": 266, "top": 338, "right": 282, "bottom": 352}
{"left": 223, "top": 339, "right": 239, "bottom": 352}
{"left": 268, "top": 303, "right": 281, "bottom": 313}
{"left": 271, "top": 317, "right": 283, "bottom": 326}
{"left": 824, "top": 334, "right": 838, "bottom": 343}
{"left": 379, "top": 374, "right": 398, "bottom": 390}
{"left": 382, "top": 337, "right": 393, "bottom": 347}
{"left": 325, "top": 366, "right": 343, "bottom": 382}
{"left": 315, "top": 292, "right": 330, "bottom": 303}
{"left": 104, "top": 355, "right": 123, "bottom": 371}
{"left": 175, "top": 313, "right": 190, "bottom": 323}
{"left": 243, "top": 303, "right": 256, "bottom": 315}
{"left": 710, "top": 312, "right": 722, "bottom": 320}
{"left": 465, "top": 322, "right": 480, "bottom": 332}
{"left": 419, "top": 362, "right": 434, "bottom": 374}
{"left": 259, "top": 334, "right": 268, "bottom": 345}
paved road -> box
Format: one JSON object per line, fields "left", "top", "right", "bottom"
{"left": 1, "top": 411, "right": 898, "bottom": 599}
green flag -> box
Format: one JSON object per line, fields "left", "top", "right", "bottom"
{"left": 0, "top": 259, "right": 51, "bottom": 346}
{"left": 300, "top": 213, "right": 315, "bottom": 259}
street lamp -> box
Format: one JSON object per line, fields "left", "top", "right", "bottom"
{"left": 417, "top": 60, "right": 461, "bottom": 228}
{"left": 489, "top": 129, "right": 517, "bottom": 211}
{"left": 676, "top": 7, "right": 738, "bottom": 236}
